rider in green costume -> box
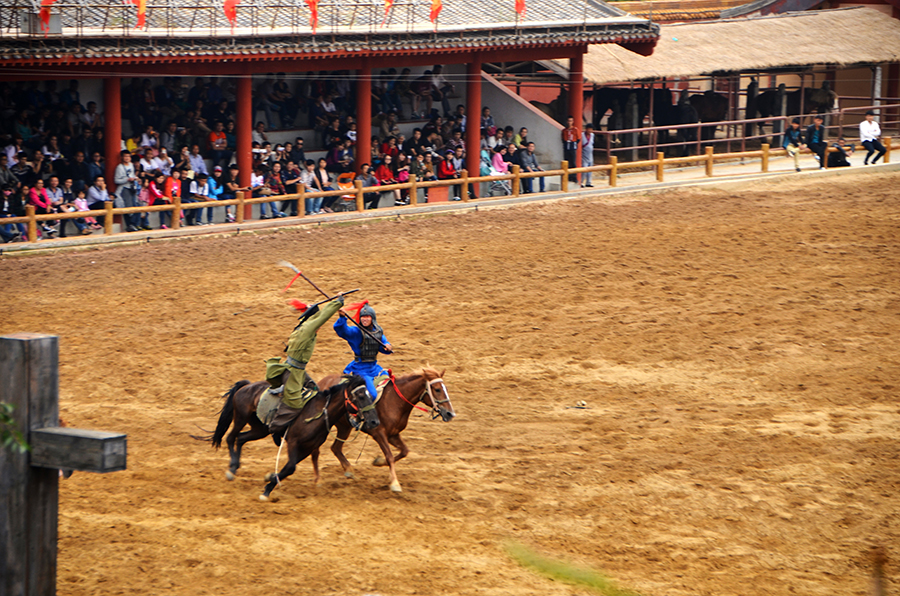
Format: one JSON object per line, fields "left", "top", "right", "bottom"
{"left": 265, "top": 296, "right": 344, "bottom": 409}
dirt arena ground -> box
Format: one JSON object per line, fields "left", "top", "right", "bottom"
{"left": 4, "top": 170, "right": 899, "bottom": 596}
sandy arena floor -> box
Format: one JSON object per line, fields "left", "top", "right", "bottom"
{"left": 3, "top": 170, "right": 899, "bottom": 596}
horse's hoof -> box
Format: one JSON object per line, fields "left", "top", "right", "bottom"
{"left": 390, "top": 481, "right": 402, "bottom": 493}
{"left": 344, "top": 471, "right": 355, "bottom": 479}
{"left": 258, "top": 494, "right": 269, "bottom": 502}
{"left": 372, "top": 456, "right": 387, "bottom": 467}
{"left": 225, "top": 470, "right": 235, "bottom": 481}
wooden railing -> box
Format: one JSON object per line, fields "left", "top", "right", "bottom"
{"left": 3, "top": 138, "right": 893, "bottom": 244}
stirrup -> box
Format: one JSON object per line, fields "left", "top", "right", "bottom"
{"left": 269, "top": 385, "right": 284, "bottom": 396}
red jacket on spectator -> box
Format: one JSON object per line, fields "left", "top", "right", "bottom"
{"left": 374, "top": 164, "right": 396, "bottom": 184}
{"left": 437, "top": 159, "right": 457, "bottom": 179}
{"left": 29, "top": 187, "right": 50, "bottom": 210}
{"left": 164, "top": 177, "right": 181, "bottom": 201}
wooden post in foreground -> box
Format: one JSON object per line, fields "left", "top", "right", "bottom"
{"left": 884, "top": 137, "right": 892, "bottom": 163}
{"left": 511, "top": 165, "right": 520, "bottom": 197}
{"left": 410, "top": 174, "right": 418, "bottom": 206}
{"left": 0, "top": 333, "right": 127, "bottom": 596}
{"left": 25, "top": 204, "right": 36, "bottom": 242}
{"left": 656, "top": 152, "right": 665, "bottom": 182}
{"left": 461, "top": 170, "right": 469, "bottom": 202}
{"left": 761, "top": 144, "right": 770, "bottom": 172}
{"left": 104, "top": 202, "right": 114, "bottom": 235}
{"left": 355, "top": 180, "right": 364, "bottom": 212}
{"left": 561, "top": 160, "right": 569, "bottom": 193}
{"left": 235, "top": 192, "right": 244, "bottom": 224}
{"left": 609, "top": 156, "right": 618, "bottom": 187}
{"left": 705, "top": 146, "right": 714, "bottom": 177}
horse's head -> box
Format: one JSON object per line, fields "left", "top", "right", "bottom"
{"left": 343, "top": 374, "right": 380, "bottom": 432}
{"left": 421, "top": 368, "right": 455, "bottom": 422}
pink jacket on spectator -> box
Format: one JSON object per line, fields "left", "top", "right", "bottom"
{"left": 29, "top": 187, "right": 50, "bottom": 209}
{"left": 491, "top": 152, "right": 509, "bottom": 174}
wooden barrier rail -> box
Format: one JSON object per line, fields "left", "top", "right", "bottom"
{"left": 4, "top": 137, "right": 894, "bottom": 244}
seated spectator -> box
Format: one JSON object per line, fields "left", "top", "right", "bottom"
{"left": 252, "top": 121, "right": 269, "bottom": 145}
{"left": 86, "top": 175, "right": 109, "bottom": 217}
{"left": 514, "top": 127, "right": 528, "bottom": 147}
{"left": 356, "top": 163, "right": 381, "bottom": 210}
{"left": 139, "top": 149, "right": 162, "bottom": 181}
{"left": 480, "top": 107, "right": 496, "bottom": 135}
{"left": 208, "top": 121, "right": 231, "bottom": 168}
{"left": 185, "top": 171, "right": 210, "bottom": 226}
{"left": 1, "top": 185, "right": 25, "bottom": 243}
{"left": 289, "top": 137, "right": 306, "bottom": 164}
{"left": 221, "top": 165, "right": 249, "bottom": 222}
{"left": 430, "top": 65, "right": 455, "bottom": 117}
{"left": 300, "top": 159, "right": 319, "bottom": 215}
{"left": 280, "top": 160, "right": 302, "bottom": 217}
{"left": 313, "top": 158, "right": 334, "bottom": 214}
{"left": 42, "top": 136, "right": 64, "bottom": 161}
{"left": 164, "top": 168, "right": 183, "bottom": 225}
{"left": 68, "top": 150, "right": 91, "bottom": 192}
{"left": 148, "top": 171, "right": 170, "bottom": 229}
{"left": 411, "top": 72, "right": 435, "bottom": 119}
{"left": 827, "top": 136, "right": 853, "bottom": 168}
{"left": 28, "top": 177, "right": 56, "bottom": 237}
{"left": 518, "top": 141, "right": 545, "bottom": 193}
{"left": 11, "top": 152, "right": 35, "bottom": 187}
{"left": 438, "top": 149, "right": 462, "bottom": 201}
{"left": 188, "top": 144, "right": 208, "bottom": 175}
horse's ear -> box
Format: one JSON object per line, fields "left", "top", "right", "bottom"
{"left": 440, "top": 369, "right": 446, "bottom": 378}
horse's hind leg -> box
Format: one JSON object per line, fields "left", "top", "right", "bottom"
{"left": 228, "top": 419, "right": 268, "bottom": 480}
{"left": 310, "top": 448, "right": 320, "bottom": 485}
{"left": 330, "top": 419, "right": 355, "bottom": 478}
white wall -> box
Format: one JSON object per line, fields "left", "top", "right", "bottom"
{"left": 481, "top": 73, "right": 564, "bottom": 170}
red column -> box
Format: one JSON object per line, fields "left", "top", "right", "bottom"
{"left": 237, "top": 76, "right": 253, "bottom": 219}
{"left": 568, "top": 51, "right": 585, "bottom": 185}
{"left": 103, "top": 78, "right": 121, "bottom": 193}
{"left": 356, "top": 62, "right": 372, "bottom": 174}
{"left": 465, "top": 55, "right": 482, "bottom": 197}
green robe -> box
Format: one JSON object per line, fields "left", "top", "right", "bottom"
{"left": 265, "top": 298, "right": 343, "bottom": 409}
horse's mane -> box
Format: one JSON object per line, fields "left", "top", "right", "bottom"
{"left": 396, "top": 367, "right": 442, "bottom": 384}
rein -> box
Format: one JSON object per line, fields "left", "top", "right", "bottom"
{"left": 388, "top": 369, "right": 451, "bottom": 420}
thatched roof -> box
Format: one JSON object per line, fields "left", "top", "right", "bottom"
{"left": 559, "top": 7, "right": 900, "bottom": 84}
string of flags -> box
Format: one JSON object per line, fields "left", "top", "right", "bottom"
{"left": 39, "top": 0, "right": 526, "bottom": 33}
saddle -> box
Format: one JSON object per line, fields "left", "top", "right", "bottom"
{"left": 263, "top": 375, "right": 320, "bottom": 444}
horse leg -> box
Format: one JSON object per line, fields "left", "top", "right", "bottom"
{"left": 369, "top": 428, "right": 401, "bottom": 492}
{"left": 330, "top": 419, "right": 355, "bottom": 478}
{"left": 228, "top": 418, "right": 268, "bottom": 481}
{"left": 310, "top": 448, "right": 320, "bottom": 485}
{"left": 260, "top": 444, "right": 302, "bottom": 502}
{"left": 387, "top": 433, "right": 410, "bottom": 464}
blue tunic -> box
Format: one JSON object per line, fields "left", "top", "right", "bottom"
{"left": 334, "top": 315, "right": 390, "bottom": 398}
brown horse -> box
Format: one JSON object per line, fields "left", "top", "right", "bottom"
{"left": 316, "top": 368, "right": 455, "bottom": 493}
{"left": 206, "top": 372, "right": 377, "bottom": 485}
{"left": 259, "top": 374, "right": 379, "bottom": 501}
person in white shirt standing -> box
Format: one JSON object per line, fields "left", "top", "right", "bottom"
{"left": 581, "top": 123, "right": 595, "bottom": 188}
{"left": 859, "top": 110, "right": 886, "bottom": 165}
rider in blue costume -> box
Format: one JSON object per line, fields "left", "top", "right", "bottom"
{"left": 334, "top": 304, "right": 393, "bottom": 399}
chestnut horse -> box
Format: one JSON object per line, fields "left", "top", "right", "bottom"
{"left": 205, "top": 373, "right": 377, "bottom": 485}
{"left": 316, "top": 367, "right": 455, "bottom": 493}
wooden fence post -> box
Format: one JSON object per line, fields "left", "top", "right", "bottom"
{"left": 410, "top": 174, "right": 418, "bottom": 206}
{"left": 104, "top": 202, "right": 114, "bottom": 235}
{"left": 761, "top": 143, "right": 770, "bottom": 172}
{"left": 561, "top": 160, "right": 569, "bottom": 193}
{"left": 511, "top": 165, "right": 520, "bottom": 197}
{"left": 884, "top": 137, "right": 892, "bottom": 163}
{"left": 1, "top": 333, "right": 127, "bottom": 596}
{"left": 656, "top": 152, "right": 665, "bottom": 182}
{"left": 609, "top": 156, "right": 618, "bottom": 187}
{"left": 235, "top": 192, "right": 244, "bottom": 224}
{"left": 298, "top": 186, "right": 306, "bottom": 217}
{"left": 705, "top": 146, "right": 714, "bottom": 177}
{"left": 171, "top": 194, "right": 182, "bottom": 229}
{"left": 461, "top": 170, "right": 469, "bottom": 202}
{"left": 25, "top": 204, "right": 37, "bottom": 242}
{"left": 355, "top": 180, "right": 364, "bottom": 212}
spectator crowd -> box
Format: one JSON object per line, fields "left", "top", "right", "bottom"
{"left": 1, "top": 69, "right": 553, "bottom": 242}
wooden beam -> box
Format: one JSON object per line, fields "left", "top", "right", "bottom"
{"left": 30, "top": 428, "right": 127, "bottom": 473}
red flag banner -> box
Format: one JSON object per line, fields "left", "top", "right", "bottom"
{"left": 224, "top": 0, "right": 240, "bottom": 32}
{"left": 124, "top": 0, "right": 147, "bottom": 28}
{"left": 306, "top": 0, "right": 319, "bottom": 32}
{"left": 429, "top": 0, "right": 442, "bottom": 26}
{"left": 515, "top": 0, "right": 526, "bottom": 16}
{"left": 343, "top": 300, "right": 369, "bottom": 324}
{"left": 382, "top": 0, "right": 393, "bottom": 25}
{"left": 39, "top": 0, "right": 56, "bottom": 34}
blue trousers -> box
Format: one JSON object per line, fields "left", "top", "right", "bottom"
{"left": 342, "top": 360, "right": 386, "bottom": 400}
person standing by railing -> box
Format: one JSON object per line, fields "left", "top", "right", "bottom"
{"left": 783, "top": 118, "right": 806, "bottom": 172}
{"left": 806, "top": 115, "right": 827, "bottom": 170}
{"left": 860, "top": 110, "right": 886, "bottom": 165}
{"left": 581, "top": 124, "right": 595, "bottom": 188}
{"left": 562, "top": 116, "right": 580, "bottom": 184}
{"left": 114, "top": 150, "right": 141, "bottom": 232}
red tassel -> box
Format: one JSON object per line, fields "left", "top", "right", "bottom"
{"left": 289, "top": 299, "right": 308, "bottom": 312}
{"left": 282, "top": 272, "right": 302, "bottom": 293}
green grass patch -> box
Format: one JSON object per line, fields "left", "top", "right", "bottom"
{"left": 504, "top": 541, "right": 641, "bottom": 596}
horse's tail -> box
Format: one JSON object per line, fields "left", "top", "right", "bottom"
{"left": 209, "top": 380, "right": 250, "bottom": 449}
